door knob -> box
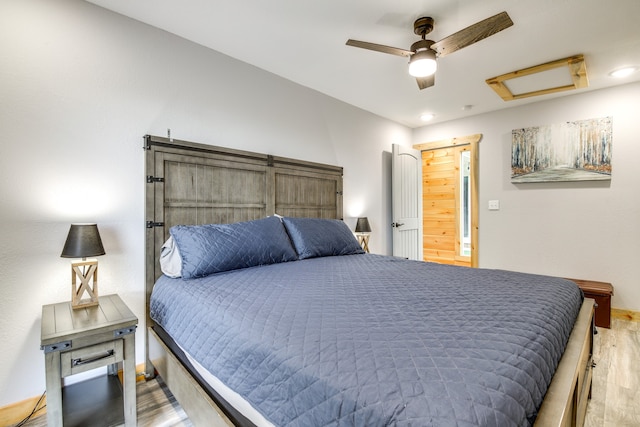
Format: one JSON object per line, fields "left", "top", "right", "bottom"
{"left": 392, "top": 222, "right": 405, "bottom": 228}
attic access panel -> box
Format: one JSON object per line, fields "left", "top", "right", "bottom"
{"left": 486, "top": 55, "right": 588, "bottom": 101}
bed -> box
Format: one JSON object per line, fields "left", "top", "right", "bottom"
{"left": 144, "top": 135, "right": 595, "bottom": 427}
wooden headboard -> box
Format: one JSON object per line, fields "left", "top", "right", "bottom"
{"left": 144, "top": 134, "right": 343, "bottom": 331}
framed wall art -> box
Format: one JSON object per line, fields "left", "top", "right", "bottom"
{"left": 511, "top": 116, "right": 612, "bottom": 183}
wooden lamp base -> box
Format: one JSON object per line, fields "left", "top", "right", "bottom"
{"left": 357, "top": 234, "right": 370, "bottom": 253}
{"left": 71, "top": 259, "right": 99, "bottom": 309}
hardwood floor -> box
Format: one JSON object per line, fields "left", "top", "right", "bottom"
{"left": 21, "top": 376, "right": 191, "bottom": 427}
{"left": 20, "top": 318, "right": 639, "bottom": 427}
{"left": 130, "top": 377, "right": 192, "bottom": 427}
{"left": 585, "top": 317, "right": 640, "bottom": 427}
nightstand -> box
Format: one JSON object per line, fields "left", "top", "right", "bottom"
{"left": 41, "top": 294, "right": 138, "bottom": 427}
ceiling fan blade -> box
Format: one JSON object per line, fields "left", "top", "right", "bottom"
{"left": 416, "top": 74, "right": 435, "bottom": 90}
{"left": 346, "top": 39, "right": 413, "bottom": 57}
{"left": 430, "top": 11, "right": 513, "bottom": 57}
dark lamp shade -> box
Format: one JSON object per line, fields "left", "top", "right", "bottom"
{"left": 61, "top": 224, "right": 105, "bottom": 258}
{"left": 355, "top": 217, "right": 371, "bottom": 233}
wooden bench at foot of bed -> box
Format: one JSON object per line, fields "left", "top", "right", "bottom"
{"left": 568, "top": 278, "right": 613, "bottom": 329}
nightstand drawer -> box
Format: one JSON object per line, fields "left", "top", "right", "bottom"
{"left": 61, "top": 339, "right": 124, "bottom": 377}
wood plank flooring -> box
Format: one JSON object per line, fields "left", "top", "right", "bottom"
{"left": 20, "top": 318, "right": 639, "bottom": 427}
{"left": 20, "top": 376, "right": 191, "bottom": 427}
{"left": 585, "top": 317, "right": 640, "bottom": 427}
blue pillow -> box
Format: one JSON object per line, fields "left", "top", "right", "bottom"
{"left": 170, "top": 216, "right": 298, "bottom": 279}
{"left": 281, "top": 217, "right": 365, "bottom": 260}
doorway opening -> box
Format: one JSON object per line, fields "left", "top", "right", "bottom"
{"left": 413, "top": 134, "right": 480, "bottom": 267}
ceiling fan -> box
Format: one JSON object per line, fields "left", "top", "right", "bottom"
{"left": 346, "top": 11, "right": 513, "bottom": 90}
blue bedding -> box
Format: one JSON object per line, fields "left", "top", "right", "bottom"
{"left": 150, "top": 254, "right": 583, "bottom": 427}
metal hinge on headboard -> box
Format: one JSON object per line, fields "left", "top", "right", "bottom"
{"left": 146, "top": 175, "right": 164, "bottom": 183}
{"left": 146, "top": 221, "right": 164, "bottom": 229}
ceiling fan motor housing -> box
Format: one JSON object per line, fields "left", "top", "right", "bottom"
{"left": 414, "top": 17, "right": 434, "bottom": 37}
{"left": 411, "top": 39, "right": 435, "bottom": 53}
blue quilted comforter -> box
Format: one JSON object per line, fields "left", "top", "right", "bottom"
{"left": 150, "top": 254, "right": 583, "bottom": 427}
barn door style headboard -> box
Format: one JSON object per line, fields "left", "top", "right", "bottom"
{"left": 144, "top": 134, "right": 343, "bottom": 328}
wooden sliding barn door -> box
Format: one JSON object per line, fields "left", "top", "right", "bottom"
{"left": 414, "top": 135, "right": 480, "bottom": 267}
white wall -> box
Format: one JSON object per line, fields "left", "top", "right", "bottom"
{"left": 413, "top": 82, "right": 640, "bottom": 312}
{"left": 0, "top": 0, "right": 410, "bottom": 406}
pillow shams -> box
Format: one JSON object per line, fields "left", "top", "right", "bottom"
{"left": 282, "top": 217, "right": 364, "bottom": 260}
{"left": 160, "top": 235, "right": 182, "bottom": 278}
{"left": 170, "top": 216, "right": 298, "bottom": 279}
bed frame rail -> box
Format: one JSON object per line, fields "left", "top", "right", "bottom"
{"left": 535, "top": 297, "right": 595, "bottom": 427}
{"left": 148, "top": 327, "right": 236, "bottom": 426}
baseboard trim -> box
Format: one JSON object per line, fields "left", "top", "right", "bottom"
{"left": 0, "top": 363, "right": 146, "bottom": 424}
{"left": 612, "top": 308, "right": 640, "bottom": 322}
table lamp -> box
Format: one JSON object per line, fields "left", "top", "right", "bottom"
{"left": 61, "top": 224, "right": 105, "bottom": 309}
{"left": 355, "top": 217, "right": 371, "bottom": 253}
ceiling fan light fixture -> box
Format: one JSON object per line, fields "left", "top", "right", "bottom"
{"left": 408, "top": 49, "right": 437, "bottom": 77}
{"left": 346, "top": 12, "right": 512, "bottom": 90}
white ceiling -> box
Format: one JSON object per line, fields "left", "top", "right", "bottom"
{"left": 86, "top": 0, "right": 640, "bottom": 128}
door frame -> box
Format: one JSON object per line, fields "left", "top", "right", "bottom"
{"left": 413, "top": 134, "right": 481, "bottom": 267}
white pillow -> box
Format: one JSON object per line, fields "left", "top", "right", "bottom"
{"left": 160, "top": 235, "right": 182, "bottom": 278}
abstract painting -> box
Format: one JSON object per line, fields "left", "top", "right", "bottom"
{"left": 511, "top": 116, "right": 612, "bottom": 183}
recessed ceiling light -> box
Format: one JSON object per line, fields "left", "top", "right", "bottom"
{"left": 420, "top": 113, "right": 435, "bottom": 122}
{"left": 609, "top": 66, "right": 638, "bottom": 78}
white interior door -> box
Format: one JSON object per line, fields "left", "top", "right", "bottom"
{"left": 392, "top": 144, "right": 423, "bottom": 260}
